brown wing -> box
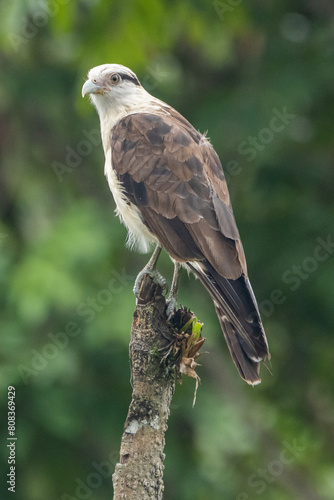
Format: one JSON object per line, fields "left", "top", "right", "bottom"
{"left": 110, "top": 110, "right": 270, "bottom": 385}
{"left": 110, "top": 111, "right": 246, "bottom": 280}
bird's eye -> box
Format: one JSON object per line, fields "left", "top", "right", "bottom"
{"left": 111, "top": 74, "right": 120, "bottom": 84}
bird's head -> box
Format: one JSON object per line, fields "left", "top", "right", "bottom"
{"left": 82, "top": 64, "right": 146, "bottom": 119}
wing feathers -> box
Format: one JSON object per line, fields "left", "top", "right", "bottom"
{"left": 111, "top": 113, "right": 248, "bottom": 279}
{"left": 110, "top": 111, "right": 269, "bottom": 383}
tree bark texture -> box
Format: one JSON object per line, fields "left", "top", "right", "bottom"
{"left": 112, "top": 275, "right": 176, "bottom": 500}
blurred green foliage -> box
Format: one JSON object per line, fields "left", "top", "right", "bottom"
{"left": 1, "top": 1, "right": 334, "bottom": 499}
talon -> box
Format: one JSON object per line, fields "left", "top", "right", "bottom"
{"left": 133, "top": 270, "right": 145, "bottom": 297}
{"left": 133, "top": 244, "right": 164, "bottom": 298}
{"left": 154, "top": 270, "right": 168, "bottom": 295}
{"left": 166, "top": 297, "right": 177, "bottom": 320}
{"left": 165, "top": 262, "right": 181, "bottom": 319}
{"left": 133, "top": 269, "right": 168, "bottom": 298}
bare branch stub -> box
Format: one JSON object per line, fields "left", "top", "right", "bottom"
{"left": 112, "top": 275, "right": 176, "bottom": 500}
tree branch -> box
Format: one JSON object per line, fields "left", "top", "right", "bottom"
{"left": 112, "top": 275, "right": 176, "bottom": 500}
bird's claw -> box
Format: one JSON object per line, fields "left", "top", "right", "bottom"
{"left": 166, "top": 296, "right": 177, "bottom": 320}
{"left": 133, "top": 268, "right": 169, "bottom": 298}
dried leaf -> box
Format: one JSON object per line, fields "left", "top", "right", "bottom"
{"left": 172, "top": 309, "right": 206, "bottom": 406}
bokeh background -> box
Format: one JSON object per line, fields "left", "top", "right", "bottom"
{"left": 1, "top": 1, "right": 334, "bottom": 499}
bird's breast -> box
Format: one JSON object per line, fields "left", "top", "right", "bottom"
{"left": 104, "top": 148, "right": 157, "bottom": 253}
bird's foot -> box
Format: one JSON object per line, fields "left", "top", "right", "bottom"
{"left": 133, "top": 268, "right": 168, "bottom": 298}
{"left": 165, "top": 261, "right": 181, "bottom": 319}
{"left": 165, "top": 296, "right": 178, "bottom": 320}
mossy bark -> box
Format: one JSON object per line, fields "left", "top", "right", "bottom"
{"left": 112, "top": 275, "right": 176, "bottom": 500}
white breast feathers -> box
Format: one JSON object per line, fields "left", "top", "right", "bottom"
{"left": 104, "top": 148, "right": 158, "bottom": 253}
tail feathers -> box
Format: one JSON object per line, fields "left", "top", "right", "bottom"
{"left": 188, "top": 260, "right": 270, "bottom": 385}
{"left": 216, "top": 307, "right": 261, "bottom": 385}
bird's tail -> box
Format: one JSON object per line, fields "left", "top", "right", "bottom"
{"left": 187, "top": 260, "right": 270, "bottom": 385}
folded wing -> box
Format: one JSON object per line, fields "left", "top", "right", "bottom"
{"left": 110, "top": 111, "right": 270, "bottom": 384}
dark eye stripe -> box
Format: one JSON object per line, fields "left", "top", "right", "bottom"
{"left": 118, "top": 73, "right": 140, "bottom": 86}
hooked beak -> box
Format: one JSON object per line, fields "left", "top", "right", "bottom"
{"left": 82, "top": 79, "right": 103, "bottom": 97}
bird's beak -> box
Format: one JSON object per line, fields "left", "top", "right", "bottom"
{"left": 82, "top": 79, "right": 101, "bottom": 97}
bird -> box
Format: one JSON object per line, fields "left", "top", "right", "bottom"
{"left": 82, "top": 63, "right": 270, "bottom": 385}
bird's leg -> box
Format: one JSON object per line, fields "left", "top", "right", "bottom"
{"left": 133, "top": 244, "right": 168, "bottom": 297}
{"left": 166, "top": 262, "right": 182, "bottom": 319}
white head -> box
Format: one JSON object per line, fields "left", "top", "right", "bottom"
{"left": 82, "top": 64, "right": 152, "bottom": 122}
